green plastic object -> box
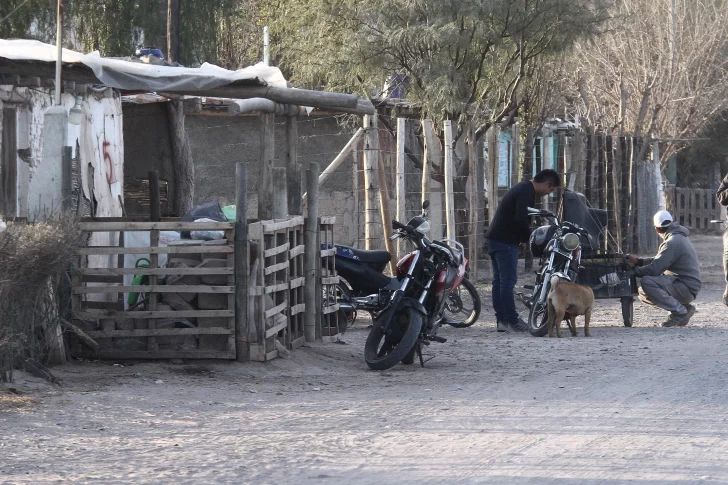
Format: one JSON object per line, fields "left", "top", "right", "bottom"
{"left": 127, "top": 258, "right": 151, "bottom": 306}
{"left": 222, "top": 205, "right": 236, "bottom": 221}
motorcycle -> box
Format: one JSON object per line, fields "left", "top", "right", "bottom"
{"left": 351, "top": 201, "right": 477, "bottom": 370}
{"left": 523, "top": 207, "right": 592, "bottom": 337}
{"left": 334, "top": 204, "right": 481, "bottom": 331}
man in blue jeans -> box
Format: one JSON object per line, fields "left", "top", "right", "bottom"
{"left": 486, "top": 169, "right": 561, "bottom": 332}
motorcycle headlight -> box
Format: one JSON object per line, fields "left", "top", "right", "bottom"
{"left": 415, "top": 220, "right": 430, "bottom": 235}
{"left": 562, "top": 233, "right": 580, "bottom": 251}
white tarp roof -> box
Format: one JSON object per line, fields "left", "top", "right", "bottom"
{"left": 0, "top": 39, "right": 288, "bottom": 92}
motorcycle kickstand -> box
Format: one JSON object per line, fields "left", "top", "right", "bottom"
{"left": 417, "top": 342, "right": 425, "bottom": 368}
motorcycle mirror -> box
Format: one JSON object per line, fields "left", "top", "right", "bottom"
{"left": 422, "top": 200, "right": 430, "bottom": 210}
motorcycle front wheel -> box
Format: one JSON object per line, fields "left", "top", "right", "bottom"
{"left": 528, "top": 284, "right": 549, "bottom": 337}
{"left": 365, "top": 307, "right": 423, "bottom": 371}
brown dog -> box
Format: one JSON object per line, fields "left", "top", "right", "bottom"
{"left": 546, "top": 275, "right": 595, "bottom": 338}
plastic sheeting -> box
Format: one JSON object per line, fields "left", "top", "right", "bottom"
{"left": 0, "top": 39, "right": 288, "bottom": 91}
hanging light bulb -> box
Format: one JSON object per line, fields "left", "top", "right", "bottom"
{"left": 68, "top": 96, "right": 83, "bottom": 125}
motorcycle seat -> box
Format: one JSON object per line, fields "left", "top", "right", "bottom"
{"left": 335, "top": 245, "right": 391, "bottom": 264}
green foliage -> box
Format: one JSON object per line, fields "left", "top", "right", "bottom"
{"left": 263, "top": 0, "right": 611, "bottom": 133}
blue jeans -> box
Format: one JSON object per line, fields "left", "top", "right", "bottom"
{"left": 487, "top": 239, "right": 519, "bottom": 324}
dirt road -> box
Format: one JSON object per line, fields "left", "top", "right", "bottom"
{"left": 2, "top": 235, "right": 728, "bottom": 484}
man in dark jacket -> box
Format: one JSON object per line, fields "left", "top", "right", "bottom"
{"left": 486, "top": 169, "right": 561, "bottom": 332}
{"left": 718, "top": 172, "right": 728, "bottom": 306}
{"left": 626, "top": 210, "right": 701, "bottom": 327}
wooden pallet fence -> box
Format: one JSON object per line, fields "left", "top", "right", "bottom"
{"left": 665, "top": 187, "right": 725, "bottom": 233}
{"left": 71, "top": 220, "right": 236, "bottom": 360}
{"left": 247, "top": 216, "right": 304, "bottom": 362}
{"left": 319, "top": 217, "right": 341, "bottom": 341}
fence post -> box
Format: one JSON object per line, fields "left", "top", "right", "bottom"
{"left": 443, "top": 120, "right": 456, "bottom": 242}
{"left": 273, "top": 167, "right": 288, "bottom": 219}
{"left": 61, "top": 146, "right": 73, "bottom": 213}
{"left": 147, "top": 170, "right": 161, "bottom": 353}
{"left": 487, "top": 126, "right": 500, "bottom": 220}
{"left": 467, "top": 125, "right": 479, "bottom": 278}
{"left": 363, "top": 115, "right": 382, "bottom": 250}
{"left": 235, "top": 163, "right": 249, "bottom": 362}
{"left": 286, "top": 116, "right": 301, "bottom": 215}
{"left": 304, "top": 164, "right": 319, "bottom": 342}
{"left": 421, "top": 119, "right": 434, "bottom": 207}
{"left": 259, "top": 113, "right": 275, "bottom": 220}
{"left": 396, "top": 118, "right": 407, "bottom": 260}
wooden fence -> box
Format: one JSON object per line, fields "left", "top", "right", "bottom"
{"left": 665, "top": 186, "right": 726, "bottom": 233}
{"left": 72, "top": 220, "right": 236, "bottom": 360}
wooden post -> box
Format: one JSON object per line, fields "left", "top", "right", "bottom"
{"left": 259, "top": 113, "right": 275, "bottom": 220}
{"left": 363, "top": 115, "right": 382, "bottom": 250}
{"left": 421, "top": 119, "right": 437, "bottom": 206}
{"left": 167, "top": 0, "right": 181, "bottom": 64}
{"left": 61, "top": 146, "right": 73, "bottom": 213}
{"left": 147, "top": 170, "right": 161, "bottom": 353}
{"left": 304, "top": 164, "right": 319, "bottom": 342}
{"left": 606, "top": 135, "right": 617, "bottom": 251}
{"left": 487, "top": 126, "right": 500, "bottom": 222}
{"left": 467, "top": 125, "right": 479, "bottom": 278}
{"left": 286, "top": 116, "right": 301, "bottom": 215}
{"left": 443, "top": 120, "right": 456, "bottom": 242}
{"left": 377, "top": 135, "right": 397, "bottom": 274}
{"left": 511, "top": 122, "right": 520, "bottom": 187}
{"left": 234, "top": 163, "right": 249, "bottom": 362}
{"left": 396, "top": 118, "right": 406, "bottom": 260}
{"left": 272, "top": 167, "right": 288, "bottom": 219}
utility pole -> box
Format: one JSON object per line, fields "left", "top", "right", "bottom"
{"left": 167, "top": 0, "right": 181, "bottom": 64}
{"left": 55, "top": 0, "right": 63, "bottom": 105}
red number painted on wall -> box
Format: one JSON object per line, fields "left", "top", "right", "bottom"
{"left": 103, "top": 141, "right": 114, "bottom": 185}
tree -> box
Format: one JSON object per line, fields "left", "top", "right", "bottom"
{"left": 565, "top": 0, "right": 728, "bottom": 164}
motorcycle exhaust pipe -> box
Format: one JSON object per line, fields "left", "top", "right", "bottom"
{"left": 338, "top": 302, "right": 356, "bottom": 313}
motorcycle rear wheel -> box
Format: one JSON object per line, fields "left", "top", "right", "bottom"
{"left": 365, "top": 307, "right": 423, "bottom": 371}
{"left": 444, "top": 278, "right": 481, "bottom": 328}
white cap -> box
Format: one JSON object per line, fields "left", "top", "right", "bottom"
{"left": 653, "top": 210, "right": 673, "bottom": 228}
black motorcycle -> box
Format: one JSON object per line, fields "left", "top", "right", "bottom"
{"left": 333, "top": 203, "right": 481, "bottom": 331}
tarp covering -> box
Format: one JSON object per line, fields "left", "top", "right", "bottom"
{"left": 0, "top": 39, "right": 288, "bottom": 91}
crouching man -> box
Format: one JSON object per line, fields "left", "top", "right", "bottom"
{"left": 626, "top": 210, "right": 701, "bottom": 327}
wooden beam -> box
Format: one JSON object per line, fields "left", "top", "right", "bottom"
{"left": 363, "top": 115, "right": 383, "bottom": 250}
{"left": 286, "top": 117, "right": 301, "bottom": 215}
{"left": 396, "top": 118, "right": 407, "bottom": 260}
{"left": 304, "top": 164, "right": 319, "bottom": 342}
{"left": 235, "top": 162, "right": 249, "bottom": 362}
{"left": 467, "top": 125, "right": 478, "bottom": 278}
{"left": 443, "top": 120, "right": 456, "bottom": 242}
{"left": 377, "top": 131, "right": 397, "bottom": 275}
{"left": 421, "top": 119, "right": 439, "bottom": 206}
{"left": 259, "top": 113, "right": 275, "bottom": 220}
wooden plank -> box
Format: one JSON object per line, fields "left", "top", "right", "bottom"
{"left": 79, "top": 267, "right": 233, "bottom": 276}
{"left": 88, "top": 327, "right": 233, "bottom": 338}
{"left": 248, "top": 286, "right": 264, "bottom": 296}
{"left": 265, "top": 320, "right": 288, "bottom": 338}
{"left": 290, "top": 277, "right": 305, "bottom": 289}
{"left": 443, "top": 120, "right": 456, "bottom": 242}
{"left": 79, "top": 245, "right": 233, "bottom": 255}
{"left": 264, "top": 242, "right": 290, "bottom": 258}
{"left": 265, "top": 350, "right": 279, "bottom": 361}
{"left": 81, "top": 275, "right": 124, "bottom": 284}
{"left": 265, "top": 281, "right": 289, "bottom": 294}
{"left": 321, "top": 276, "right": 339, "bottom": 285}
{"left": 290, "top": 335, "right": 306, "bottom": 350}
{"left": 289, "top": 244, "right": 305, "bottom": 258}
{"left": 249, "top": 344, "right": 266, "bottom": 362}
{"left": 78, "top": 309, "right": 233, "bottom": 319}
{"left": 74, "top": 285, "right": 234, "bottom": 294}
{"left": 80, "top": 221, "right": 233, "bottom": 232}
{"left": 421, "top": 119, "right": 440, "bottom": 206}
{"left": 264, "top": 301, "right": 287, "bottom": 319}
{"left": 322, "top": 303, "right": 340, "bottom": 314}
{"left": 290, "top": 303, "right": 305, "bottom": 315}
{"left": 97, "top": 349, "right": 235, "bottom": 360}
{"left": 261, "top": 216, "right": 304, "bottom": 233}
{"left": 264, "top": 260, "right": 289, "bottom": 275}
{"left": 319, "top": 216, "right": 336, "bottom": 225}
{"left": 320, "top": 248, "right": 336, "bottom": 257}
{"left": 83, "top": 301, "right": 125, "bottom": 311}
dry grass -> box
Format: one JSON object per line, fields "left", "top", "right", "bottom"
{"left": 0, "top": 392, "right": 37, "bottom": 411}
{"left": 0, "top": 215, "right": 83, "bottom": 382}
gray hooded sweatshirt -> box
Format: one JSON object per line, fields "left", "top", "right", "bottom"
{"left": 635, "top": 223, "right": 701, "bottom": 296}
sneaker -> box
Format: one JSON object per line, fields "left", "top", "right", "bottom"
{"left": 510, "top": 317, "right": 529, "bottom": 332}
{"left": 662, "top": 305, "right": 696, "bottom": 327}
{"left": 723, "top": 286, "right": 728, "bottom": 307}
{"left": 496, "top": 321, "right": 509, "bottom": 332}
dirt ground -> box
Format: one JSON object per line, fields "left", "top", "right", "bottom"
{"left": 2, "top": 234, "right": 728, "bottom": 485}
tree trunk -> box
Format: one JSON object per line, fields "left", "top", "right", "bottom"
{"left": 167, "top": 0, "right": 181, "bottom": 64}
{"left": 166, "top": 99, "right": 194, "bottom": 215}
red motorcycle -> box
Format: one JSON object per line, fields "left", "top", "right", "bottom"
{"left": 364, "top": 201, "right": 469, "bottom": 370}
